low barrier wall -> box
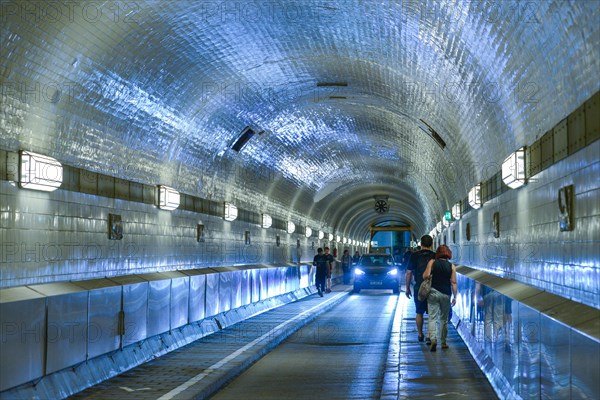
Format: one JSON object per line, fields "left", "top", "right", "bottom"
{"left": 0, "top": 262, "right": 341, "bottom": 396}
{"left": 453, "top": 266, "right": 599, "bottom": 399}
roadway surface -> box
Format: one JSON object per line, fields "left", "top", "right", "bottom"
{"left": 211, "top": 292, "right": 397, "bottom": 399}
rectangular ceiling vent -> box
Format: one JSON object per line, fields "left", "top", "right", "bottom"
{"left": 317, "top": 82, "right": 348, "bottom": 87}
{"left": 419, "top": 119, "right": 447, "bottom": 150}
{"left": 231, "top": 127, "right": 255, "bottom": 152}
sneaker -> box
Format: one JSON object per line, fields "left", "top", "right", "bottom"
{"left": 441, "top": 343, "right": 449, "bottom": 349}
{"left": 418, "top": 334, "right": 424, "bottom": 342}
{"left": 318, "top": 289, "right": 323, "bottom": 297}
{"left": 430, "top": 341, "right": 437, "bottom": 352}
{"left": 425, "top": 337, "right": 431, "bottom": 345}
{"left": 326, "top": 288, "right": 332, "bottom": 293}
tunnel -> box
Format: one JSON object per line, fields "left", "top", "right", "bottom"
{"left": 0, "top": 1, "right": 599, "bottom": 399}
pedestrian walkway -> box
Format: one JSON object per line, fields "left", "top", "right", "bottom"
{"left": 381, "top": 294, "right": 498, "bottom": 399}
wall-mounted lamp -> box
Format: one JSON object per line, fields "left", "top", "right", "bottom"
{"left": 436, "top": 221, "right": 442, "bottom": 233}
{"left": 343, "top": 237, "right": 347, "bottom": 244}
{"left": 18, "top": 151, "right": 63, "bottom": 191}
{"left": 305, "top": 227, "right": 312, "bottom": 238}
{"left": 443, "top": 219, "right": 450, "bottom": 228}
{"left": 262, "top": 213, "right": 272, "bottom": 229}
{"left": 224, "top": 202, "right": 238, "bottom": 221}
{"left": 502, "top": 147, "right": 526, "bottom": 189}
{"left": 158, "top": 185, "right": 180, "bottom": 211}
{"left": 336, "top": 235, "right": 341, "bottom": 242}
{"left": 468, "top": 184, "right": 482, "bottom": 209}
{"left": 318, "top": 230, "right": 324, "bottom": 240}
{"left": 452, "top": 202, "right": 462, "bottom": 220}
{"left": 328, "top": 233, "right": 334, "bottom": 241}
{"left": 287, "top": 221, "right": 295, "bottom": 234}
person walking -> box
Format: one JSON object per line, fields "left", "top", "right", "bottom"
{"left": 324, "top": 247, "right": 335, "bottom": 293}
{"left": 313, "top": 248, "right": 328, "bottom": 297}
{"left": 352, "top": 251, "right": 360, "bottom": 265}
{"left": 405, "top": 235, "right": 435, "bottom": 343}
{"left": 422, "top": 244, "right": 457, "bottom": 351}
{"left": 340, "top": 249, "right": 352, "bottom": 284}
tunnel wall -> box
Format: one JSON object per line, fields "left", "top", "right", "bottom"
{"left": 442, "top": 140, "right": 599, "bottom": 309}
{"left": 0, "top": 178, "right": 352, "bottom": 288}
{"left": 0, "top": 264, "right": 320, "bottom": 395}
{"left": 452, "top": 270, "right": 600, "bottom": 400}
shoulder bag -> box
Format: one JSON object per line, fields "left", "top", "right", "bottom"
{"left": 418, "top": 274, "right": 433, "bottom": 302}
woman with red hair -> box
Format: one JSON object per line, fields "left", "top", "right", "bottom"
{"left": 422, "top": 244, "right": 457, "bottom": 351}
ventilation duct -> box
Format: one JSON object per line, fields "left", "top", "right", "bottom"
{"left": 231, "top": 127, "right": 256, "bottom": 152}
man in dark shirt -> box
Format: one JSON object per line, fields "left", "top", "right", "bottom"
{"left": 405, "top": 235, "right": 435, "bottom": 342}
{"left": 313, "top": 248, "right": 328, "bottom": 297}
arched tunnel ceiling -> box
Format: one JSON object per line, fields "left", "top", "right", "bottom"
{"left": 1, "top": 1, "right": 599, "bottom": 237}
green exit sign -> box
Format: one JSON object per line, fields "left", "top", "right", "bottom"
{"left": 444, "top": 211, "right": 452, "bottom": 221}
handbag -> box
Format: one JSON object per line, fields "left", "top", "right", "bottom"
{"left": 418, "top": 274, "right": 433, "bottom": 302}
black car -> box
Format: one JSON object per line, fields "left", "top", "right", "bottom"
{"left": 353, "top": 253, "right": 400, "bottom": 294}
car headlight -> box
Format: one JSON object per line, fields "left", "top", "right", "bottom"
{"left": 354, "top": 268, "right": 365, "bottom": 276}
{"left": 387, "top": 269, "right": 398, "bottom": 276}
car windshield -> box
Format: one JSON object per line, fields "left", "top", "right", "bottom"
{"left": 359, "top": 255, "right": 394, "bottom": 266}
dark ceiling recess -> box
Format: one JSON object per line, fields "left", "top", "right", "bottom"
{"left": 231, "top": 127, "right": 260, "bottom": 152}
{"left": 419, "top": 119, "right": 447, "bottom": 150}
{"left": 316, "top": 82, "right": 348, "bottom": 87}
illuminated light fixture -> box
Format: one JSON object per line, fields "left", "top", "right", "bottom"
{"left": 436, "top": 221, "right": 442, "bottom": 233}
{"left": 305, "top": 227, "right": 312, "bottom": 238}
{"left": 452, "top": 202, "right": 462, "bottom": 220}
{"left": 318, "top": 231, "right": 324, "bottom": 240}
{"left": 224, "top": 202, "right": 238, "bottom": 221}
{"left": 443, "top": 219, "right": 450, "bottom": 228}
{"left": 158, "top": 185, "right": 180, "bottom": 211}
{"left": 336, "top": 235, "right": 341, "bottom": 242}
{"left": 468, "top": 184, "right": 482, "bottom": 209}
{"left": 19, "top": 151, "right": 63, "bottom": 191}
{"left": 327, "top": 233, "right": 332, "bottom": 241}
{"left": 261, "top": 213, "right": 272, "bottom": 229}
{"left": 287, "top": 221, "right": 295, "bottom": 234}
{"left": 343, "top": 237, "right": 347, "bottom": 244}
{"left": 502, "top": 147, "right": 526, "bottom": 189}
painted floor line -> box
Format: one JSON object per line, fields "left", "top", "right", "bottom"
{"left": 156, "top": 291, "right": 347, "bottom": 400}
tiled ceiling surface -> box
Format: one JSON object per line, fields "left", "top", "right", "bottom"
{"left": 1, "top": 1, "right": 598, "bottom": 236}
